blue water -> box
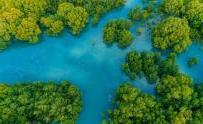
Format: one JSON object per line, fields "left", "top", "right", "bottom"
{"left": 0, "top": 0, "right": 202, "bottom": 124}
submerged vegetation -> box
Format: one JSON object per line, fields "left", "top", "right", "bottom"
{"left": 103, "top": 19, "right": 133, "bottom": 48}
{"left": 0, "top": 0, "right": 126, "bottom": 50}
{"left": 0, "top": 81, "right": 82, "bottom": 123}
{"left": 188, "top": 57, "right": 199, "bottom": 67}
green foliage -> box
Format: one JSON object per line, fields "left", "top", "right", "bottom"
{"left": 190, "top": 84, "right": 203, "bottom": 124}
{"left": 128, "top": 6, "right": 143, "bottom": 22}
{"left": 0, "top": 81, "right": 82, "bottom": 123}
{"left": 108, "top": 83, "right": 167, "bottom": 124}
{"left": 106, "top": 80, "right": 203, "bottom": 124}
{"left": 160, "top": 0, "right": 203, "bottom": 41}
{"left": 15, "top": 17, "right": 41, "bottom": 43}
{"left": 69, "top": 0, "right": 126, "bottom": 25}
{"left": 65, "top": 7, "right": 88, "bottom": 35}
{"left": 187, "top": 57, "right": 199, "bottom": 67}
{"left": 185, "top": 0, "right": 203, "bottom": 29}
{"left": 156, "top": 74, "right": 194, "bottom": 107}
{"left": 152, "top": 16, "right": 192, "bottom": 53}
{"left": 0, "top": 0, "right": 125, "bottom": 50}
{"left": 122, "top": 51, "right": 179, "bottom": 83}
{"left": 103, "top": 19, "right": 133, "bottom": 48}
{"left": 122, "top": 51, "right": 142, "bottom": 79}
{"left": 161, "top": 0, "right": 185, "bottom": 16}
{"left": 118, "top": 30, "right": 133, "bottom": 48}
{"left": 56, "top": 2, "right": 88, "bottom": 35}
{"left": 156, "top": 74, "right": 202, "bottom": 124}
{"left": 40, "top": 16, "right": 64, "bottom": 36}
{"left": 136, "top": 28, "right": 143, "bottom": 34}
{"left": 128, "top": 6, "right": 152, "bottom": 22}
{"left": 0, "top": 21, "right": 10, "bottom": 50}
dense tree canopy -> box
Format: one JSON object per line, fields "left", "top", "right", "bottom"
{"left": 57, "top": 2, "right": 88, "bottom": 35}
{"left": 185, "top": 0, "right": 203, "bottom": 29}
{"left": 156, "top": 74, "right": 194, "bottom": 107}
{"left": 161, "top": 0, "right": 185, "bottom": 16}
{"left": 160, "top": 0, "right": 203, "bottom": 41}
{"left": 103, "top": 19, "right": 133, "bottom": 48}
{"left": 40, "top": 16, "right": 64, "bottom": 36}
{"left": 0, "top": 81, "right": 82, "bottom": 124}
{"left": 190, "top": 84, "right": 203, "bottom": 123}
{"left": 15, "top": 17, "right": 41, "bottom": 43}
{"left": 107, "top": 83, "right": 166, "bottom": 124}
{"left": 0, "top": 0, "right": 126, "bottom": 50}
{"left": 152, "top": 17, "right": 192, "bottom": 53}
{"left": 106, "top": 78, "right": 203, "bottom": 124}
{"left": 122, "top": 51, "right": 179, "bottom": 83}
{"left": 66, "top": 0, "right": 126, "bottom": 25}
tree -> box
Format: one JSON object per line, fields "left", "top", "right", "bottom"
{"left": 0, "top": 81, "right": 82, "bottom": 123}
{"left": 103, "top": 27, "right": 116, "bottom": 44}
{"left": 190, "top": 84, "right": 203, "bottom": 124}
{"left": 122, "top": 51, "right": 179, "bottom": 83}
{"left": 15, "top": 17, "right": 41, "bottom": 43}
{"left": 40, "top": 16, "right": 64, "bottom": 36}
{"left": 122, "top": 51, "right": 142, "bottom": 79}
{"left": 57, "top": 2, "right": 74, "bottom": 18}
{"left": 118, "top": 30, "right": 133, "bottom": 48}
{"left": 185, "top": 0, "right": 203, "bottom": 28}
{"left": 107, "top": 83, "right": 167, "bottom": 124}
{"left": 12, "top": 0, "right": 48, "bottom": 19}
{"left": 156, "top": 74, "right": 194, "bottom": 107}
{"left": 0, "top": 21, "right": 11, "bottom": 50}
{"left": 57, "top": 2, "right": 88, "bottom": 35}
{"left": 103, "top": 19, "right": 133, "bottom": 48}
{"left": 65, "top": 6, "right": 88, "bottom": 35}
{"left": 152, "top": 16, "right": 192, "bottom": 53}
{"left": 161, "top": 0, "right": 185, "bottom": 16}
{"left": 128, "top": 6, "right": 143, "bottom": 21}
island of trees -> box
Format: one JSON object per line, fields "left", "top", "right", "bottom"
{"left": 122, "top": 51, "right": 178, "bottom": 83}
{"left": 0, "top": 81, "right": 82, "bottom": 124}
{"left": 103, "top": 19, "right": 133, "bottom": 48}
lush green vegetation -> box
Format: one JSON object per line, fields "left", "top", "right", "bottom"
{"left": 105, "top": 77, "right": 203, "bottom": 124}
{"left": 103, "top": 19, "right": 133, "bottom": 48}
{"left": 128, "top": 6, "right": 152, "bottom": 22}
{"left": 122, "top": 51, "right": 178, "bottom": 83}
{"left": 187, "top": 57, "right": 199, "bottom": 67}
{"left": 105, "top": 1, "right": 203, "bottom": 123}
{"left": 160, "top": 0, "right": 203, "bottom": 41}
{"left": 0, "top": 0, "right": 126, "bottom": 50}
{"left": 0, "top": 81, "right": 82, "bottom": 123}
{"left": 152, "top": 17, "right": 192, "bottom": 53}
{"left": 65, "top": 0, "right": 126, "bottom": 25}
{"left": 107, "top": 83, "right": 166, "bottom": 124}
